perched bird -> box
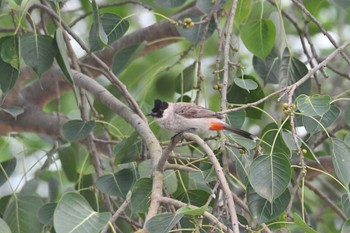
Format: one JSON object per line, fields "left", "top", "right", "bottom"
{"left": 147, "top": 99, "right": 256, "bottom": 140}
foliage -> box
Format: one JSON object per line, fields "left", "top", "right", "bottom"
{"left": 0, "top": 0, "right": 350, "bottom": 232}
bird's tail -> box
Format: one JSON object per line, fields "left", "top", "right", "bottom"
{"left": 223, "top": 125, "right": 257, "bottom": 140}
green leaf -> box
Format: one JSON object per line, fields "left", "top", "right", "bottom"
{"left": 228, "top": 148, "right": 253, "bottom": 186}
{"left": 0, "top": 218, "right": 11, "bottom": 233}
{"left": 145, "top": 213, "right": 183, "bottom": 233}
{"left": 227, "top": 109, "right": 246, "bottom": 128}
{"left": 58, "top": 145, "right": 79, "bottom": 182}
{"left": 176, "top": 190, "right": 212, "bottom": 207}
{"left": 54, "top": 192, "right": 110, "bottom": 233}
{"left": 112, "top": 41, "right": 147, "bottom": 75}
{"left": 176, "top": 205, "right": 208, "bottom": 216}
{"left": 188, "top": 170, "right": 215, "bottom": 193}
{"left": 164, "top": 170, "right": 178, "bottom": 194}
{"left": 101, "top": 13, "right": 129, "bottom": 44}
{"left": 177, "top": 16, "right": 216, "bottom": 44}
{"left": 297, "top": 94, "right": 331, "bottom": 117}
{"left": 230, "top": 135, "right": 257, "bottom": 150}
{"left": 227, "top": 75, "right": 264, "bottom": 119}
{"left": 253, "top": 51, "right": 280, "bottom": 85}
{"left": 234, "top": 76, "right": 258, "bottom": 91}
{"left": 38, "top": 202, "right": 57, "bottom": 225}
{"left": 156, "top": 0, "right": 186, "bottom": 8}
{"left": 61, "top": 120, "right": 95, "bottom": 141}
{"left": 345, "top": 105, "right": 350, "bottom": 127}
{"left": 89, "top": 0, "right": 108, "bottom": 51}
{"left": 247, "top": 185, "right": 290, "bottom": 224}
{"left": 96, "top": 169, "right": 135, "bottom": 198}
{"left": 131, "top": 177, "right": 152, "bottom": 213}
{"left": 55, "top": 28, "right": 73, "bottom": 84}
{"left": 114, "top": 132, "right": 140, "bottom": 164}
{"left": 235, "top": 0, "right": 251, "bottom": 25}
{"left": 341, "top": 219, "right": 350, "bottom": 233}
{"left": 341, "top": 192, "right": 350, "bottom": 217}
{"left": 280, "top": 48, "right": 310, "bottom": 98}
{"left": 302, "top": 104, "right": 340, "bottom": 134}
{"left": 331, "top": 138, "right": 350, "bottom": 187}
{"left": 1, "top": 36, "right": 19, "bottom": 69}
{"left": 196, "top": 0, "right": 227, "bottom": 13}
{"left": 240, "top": 19, "right": 276, "bottom": 59}
{"left": 0, "top": 158, "right": 16, "bottom": 187}
{"left": 3, "top": 195, "right": 44, "bottom": 233}
{"left": 261, "top": 123, "right": 290, "bottom": 155}
{"left": 0, "top": 58, "right": 19, "bottom": 94}
{"left": 293, "top": 212, "right": 318, "bottom": 233}
{"left": 175, "top": 62, "right": 196, "bottom": 94}
{"left": 138, "top": 159, "right": 152, "bottom": 178}
{"left": 249, "top": 153, "right": 291, "bottom": 202}
{"left": 2, "top": 106, "right": 24, "bottom": 119}
{"left": 281, "top": 131, "right": 300, "bottom": 151}
{"left": 20, "top": 35, "right": 57, "bottom": 76}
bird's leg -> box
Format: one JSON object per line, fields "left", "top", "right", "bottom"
{"left": 171, "top": 128, "right": 196, "bottom": 141}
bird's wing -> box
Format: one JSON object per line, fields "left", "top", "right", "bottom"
{"left": 174, "top": 103, "right": 219, "bottom": 118}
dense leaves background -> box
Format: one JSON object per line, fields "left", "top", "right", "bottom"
{"left": 0, "top": 0, "right": 350, "bottom": 232}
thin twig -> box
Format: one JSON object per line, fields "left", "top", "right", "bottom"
{"left": 304, "top": 180, "right": 347, "bottom": 220}
{"left": 291, "top": 0, "right": 350, "bottom": 65}
{"left": 159, "top": 196, "right": 233, "bottom": 233}
{"left": 101, "top": 196, "right": 131, "bottom": 233}
{"left": 184, "top": 133, "right": 240, "bottom": 233}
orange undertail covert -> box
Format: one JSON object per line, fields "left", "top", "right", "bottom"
{"left": 209, "top": 122, "right": 225, "bottom": 131}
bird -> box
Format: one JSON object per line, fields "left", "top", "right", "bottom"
{"left": 147, "top": 99, "right": 256, "bottom": 140}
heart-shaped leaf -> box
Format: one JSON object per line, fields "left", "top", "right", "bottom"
{"left": 280, "top": 48, "right": 310, "bottom": 99}
{"left": 61, "top": 120, "right": 95, "bottom": 141}
{"left": 302, "top": 104, "right": 340, "bottom": 134}
{"left": 20, "top": 35, "right": 57, "bottom": 76}
{"left": 101, "top": 13, "right": 129, "bottom": 44}
{"left": 331, "top": 138, "right": 350, "bottom": 187}
{"left": 96, "top": 169, "right": 135, "bottom": 198}
{"left": 53, "top": 192, "right": 110, "bottom": 233}
{"left": 234, "top": 76, "right": 258, "bottom": 91}
{"left": 247, "top": 185, "right": 290, "bottom": 224}
{"left": 253, "top": 51, "right": 280, "bottom": 84}
{"left": 3, "top": 195, "right": 44, "bottom": 233}
{"left": 145, "top": 213, "right": 184, "bottom": 233}
{"left": 297, "top": 94, "right": 331, "bottom": 117}
{"left": 240, "top": 19, "right": 276, "bottom": 59}
{"left": 249, "top": 153, "right": 291, "bottom": 202}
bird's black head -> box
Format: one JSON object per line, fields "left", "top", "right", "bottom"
{"left": 147, "top": 99, "right": 169, "bottom": 118}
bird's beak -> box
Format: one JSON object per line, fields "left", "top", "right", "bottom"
{"left": 146, "top": 112, "right": 154, "bottom": 117}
